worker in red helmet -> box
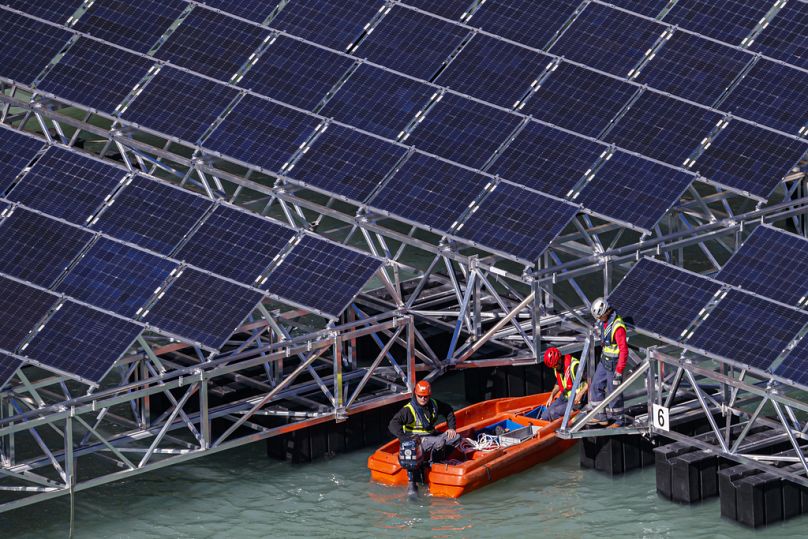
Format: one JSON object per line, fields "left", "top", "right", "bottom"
{"left": 540, "top": 347, "right": 588, "bottom": 421}
{"left": 389, "top": 379, "right": 459, "bottom": 459}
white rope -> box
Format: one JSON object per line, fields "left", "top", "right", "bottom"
{"left": 460, "top": 433, "right": 501, "bottom": 452}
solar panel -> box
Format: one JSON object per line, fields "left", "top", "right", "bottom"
{"left": 720, "top": 59, "right": 808, "bottom": 135}
{"left": 319, "top": 64, "right": 435, "bottom": 140}
{"left": 175, "top": 205, "right": 296, "bottom": 284}
{"left": 56, "top": 238, "right": 178, "bottom": 318}
{"left": 687, "top": 289, "right": 808, "bottom": 370}
{"left": 368, "top": 153, "right": 490, "bottom": 232}
{"left": 751, "top": 1, "right": 808, "bottom": 70}
{"left": 21, "top": 301, "right": 142, "bottom": 383}
{"left": 121, "top": 67, "right": 239, "bottom": 143}
{"left": 204, "top": 94, "right": 320, "bottom": 172}
{"left": 288, "top": 124, "right": 408, "bottom": 202}
{"left": 607, "top": 258, "right": 724, "bottom": 342}
{"left": 454, "top": 183, "right": 578, "bottom": 262}
{"left": 0, "top": 275, "right": 58, "bottom": 351}
{"left": 38, "top": 38, "right": 156, "bottom": 113}
{"left": 155, "top": 7, "right": 270, "bottom": 81}
{"left": 0, "top": 209, "right": 93, "bottom": 288}
{"left": 605, "top": 0, "right": 670, "bottom": 18}
{"left": 487, "top": 120, "right": 606, "bottom": 198}
{"left": 0, "top": 352, "right": 22, "bottom": 390}
{"left": 466, "top": 0, "right": 581, "bottom": 50}
{"left": 434, "top": 34, "right": 550, "bottom": 109}
{"left": 0, "top": 10, "right": 72, "bottom": 85}
{"left": 522, "top": 61, "right": 638, "bottom": 137}
{"left": 717, "top": 225, "right": 808, "bottom": 306}
{"left": 198, "top": 0, "right": 283, "bottom": 23}
{"left": 605, "top": 91, "right": 722, "bottom": 165}
{"left": 402, "top": 0, "right": 475, "bottom": 20}
{"left": 7, "top": 146, "right": 128, "bottom": 224}
{"left": 406, "top": 93, "right": 522, "bottom": 169}
{"left": 238, "top": 35, "right": 354, "bottom": 111}
{"left": 637, "top": 31, "right": 753, "bottom": 107}
{"left": 92, "top": 175, "right": 214, "bottom": 255}
{"left": 662, "top": 0, "right": 774, "bottom": 46}
{"left": 352, "top": 6, "right": 469, "bottom": 80}
{"left": 774, "top": 337, "right": 808, "bottom": 386}
{"left": 0, "top": 127, "right": 45, "bottom": 195}
{"left": 549, "top": 3, "right": 666, "bottom": 77}
{"left": 5, "top": 0, "right": 83, "bottom": 24}
{"left": 575, "top": 151, "right": 694, "bottom": 231}
{"left": 72, "top": 0, "right": 186, "bottom": 54}
{"left": 144, "top": 268, "right": 264, "bottom": 348}
{"left": 269, "top": 0, "right": 384, "bottom": 51}
{"left": 261, "top": 235, "right": 382, "bottom": 317}
{"left": 693, "top": 120, "right": 807, "bottom": 199}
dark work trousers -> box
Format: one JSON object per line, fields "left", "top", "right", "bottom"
{"left": 540, "top": 395, "right": 569, "bottom": 421}
{"left": 590, "top": 358, "right": 624, "bottom": 423}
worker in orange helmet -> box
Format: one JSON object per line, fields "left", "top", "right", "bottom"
{"left": 540, "top": 347, "right": 588, "bottom": 421}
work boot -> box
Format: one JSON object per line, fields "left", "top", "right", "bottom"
{"left": 407, "top": 480, "right": 418, "bottom": 499}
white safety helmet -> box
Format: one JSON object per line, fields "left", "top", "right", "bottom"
{"left": 591, "top": 297, "right": 609, "bottom": 319}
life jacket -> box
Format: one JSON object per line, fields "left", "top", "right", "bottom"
{"left": 555, "top": 355, "right": 580, "bottom": 399}
{"left": 601, "top": 312, "right": 626, "bottom": 359}
{"left": 403, "top": 399, "right": 437, "bottom": 434}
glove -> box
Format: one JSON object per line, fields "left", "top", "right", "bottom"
{"left": 612, "top": 372, "right": 623, "bottom": 387}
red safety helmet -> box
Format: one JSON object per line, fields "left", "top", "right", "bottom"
{"left": 543, "top": 347, "right": 562, "bottom": 369}
{"left": 414, "top": 380, "right": 432, "bottom": 397}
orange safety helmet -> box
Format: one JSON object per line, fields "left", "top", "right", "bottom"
{"left": 543, "top": 347, "right": 562, "bottom": 369}
{"left": 414, "top": 380, "right": 432, "bottom": 397}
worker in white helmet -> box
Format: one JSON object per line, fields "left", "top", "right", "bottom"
{"left": 589, "top": 297, "right": 628, "bottom": 426}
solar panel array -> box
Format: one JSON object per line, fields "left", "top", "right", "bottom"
{"left": 0, "top": 126, "right": 45, "bottom": 195}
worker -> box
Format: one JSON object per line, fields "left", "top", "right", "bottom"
{"left": 389, "top": 380, "right": 460, "bottom": 495}
{"left": 589, "top": 297, "right": 628, "bottom": 426}
{"left": 540, "top": 347, "right": 588, "bottom": 421}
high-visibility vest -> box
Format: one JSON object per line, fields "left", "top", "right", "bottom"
{"left": 403, "top": 399, "right": 437, "bottom": 434}
{"left": 601, "top": 313, "right": 626, "bottom": 358}
{"left": 555, "top": 356, "right": 580, "bottom": 399}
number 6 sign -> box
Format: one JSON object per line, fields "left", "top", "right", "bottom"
{"left": 652, "top": 403, "right": 670, "bottom": 432}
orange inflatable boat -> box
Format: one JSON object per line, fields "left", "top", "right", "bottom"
{"left": 367, "top": 392, "right": 577, "bottom": 497}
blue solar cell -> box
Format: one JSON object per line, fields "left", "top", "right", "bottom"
{"left": 717, "top": 225, "right": 808, "bottom": 306}
{"left": 261, "top": 235, "right": 382, "bottom": 317}
{"left": 751, "top": 1, "right": 808, "bottom": 70}
{"left": 693, "top": 121, "right": 807, "bottom": 199}
{"left": 122, "top": 67, "right": 239, "bottom": 142}
{"left": 176, "top": 205, "right": 296, "bottom": 284}
{"left": 637, "top": 31, "right": 753, "bottom": 107}
{"left": 549, "top": 3, "right": 666, "bottom": 77}
{"left": 145, "top": 268, "right": 264, "bottom": 348}
{"left": 607, "top": 258, "right": 724, "bottom": 341}
{"left": 289, "top": 124, "right": 408, "bottom": 202}
{"left": 22, "top": 301, "right": 142, "bottom": 383}
{"left": 368, "top": 153, "right": 490, "bottom": 232}
{"left": 720, "top": 60, "right": 808, "bottom": 135}
{"left": 270, "top": 0, "right": 384, "bottom": 51}
{"left": 605, "top": 0, "right": 670, "bottom": 18}
{"left": 406, "top": 93, "right": 522, "bottom": 169}
{"left": 606, "top": 91, "right": 722, "bottom": 165}
{"left": 38, "top": 38, "right": 156, "bottom": 114}
{"left": 0, "top": 126, "right": 45, "bottom": 195}
{"left": 0, "top": 10, "right": 72, "bottom": 85}
{"left": 488, "top": 120, "right": 606, "bottom": 198}
{"left": 204, "top": 95, "right": 320, "bottom": 172}
{"left": 73, "top": 0, "right": 186, "bottom": 53}
{"left": 0, "top": 275, "right": 58, "bottom": 351}
{"left": 402, "top": 0, "right": 475, "bottom": 20}
{"left": 575, "top": 151, "right": 694, "bottom": 231}
{"left": 352, "top": 6, "right": 468, "bottom": 80}
{"left": 238, "top": 35, "right": 354, "bottom": 110}
{"left": 156, "top": 7, "right": 270, "bottom": 81}
{"left": 434, "top": 34, "right": 550, "bottom": 109}
{"left": 775, "top": 337, "right": 808, "bottom": 386}
{"left": 0, "top": 352, "right": 22, "bottom": 390}
{"left": 7, "top": 146, "right": 128, "bottom": 224}
{"left": 198, "top": 0, "right": 283, "bottom": 23}
{"left": 57, "top": 238, "right": 178, "bottom": 318}
{"left": 466, "top": 0, "right": 581, "bottom": 50}
{"left": 0, "top": 209, "right": 92, "bottom": 288}
{"left": 5, "top": 0, "right": 83, "bottom": 23}
{"left": 454, "top": 183, "right": 578, "bottom": 262}
{"left": 522, "top": 62, "right": 638, "bottom": 137}
{"left": 663, "top": 0, "right": 773, "bottom": 45}
{"left": 92, "top": 175, "right": 214, "bottom": 255}
{"left": 687, "top": 289, "right": 808, "bottom": 370}
{"left": 319, "top": 64, "right": 435, "bottom": 140}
